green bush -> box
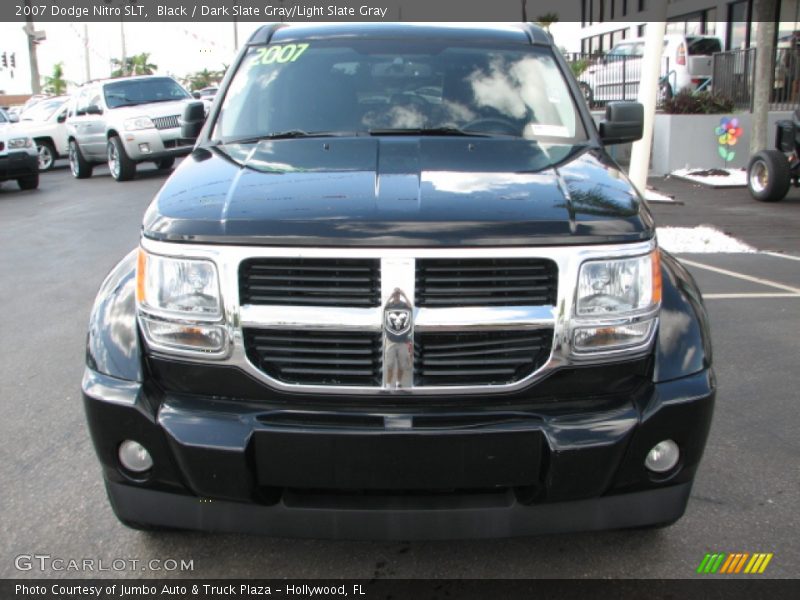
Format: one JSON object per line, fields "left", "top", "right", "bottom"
{"left": 661, "top": 90, "right": 735, "bottom": 114}
{"left": 569, "top": 58, "right": 591, "bottom": 79}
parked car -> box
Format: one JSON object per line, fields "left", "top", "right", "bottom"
{"left": 66, "top": 75, "right": 197, "bottom": 182}
{"left": 0, "top": 108, "right": 39, "bottom": 190}
{"left": 16, "top": 96, "right": 69, "bottom": 171}
{"left": 83, "top": 23, "right": 715, "bottom": 539}
{"left": 579, "top": 35, "right": 722, "bottom": 107}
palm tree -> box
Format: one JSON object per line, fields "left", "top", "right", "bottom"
{"left": 186, "top": 68, "right": 220, "bottom": 91}
{"left": 131, "top": 53, "right": 157, "bottom": 75}
{"left": 43, "top": 62, "right": 68, "bottom": 95}
{"left": 536, "top": 13, "right": 559, "bottom": 33}
{"left": 110, "top": 53, "right": 157, "bottom": 77}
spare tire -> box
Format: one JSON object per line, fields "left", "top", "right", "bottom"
{"left": 748, "top": 150, "right": 791, "bottom": 202}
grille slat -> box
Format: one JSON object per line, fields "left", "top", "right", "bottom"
{"left": 416, "top": 258, "right": 557, "bottom": 308}
{"left": 151, "top": 115, "right": 180, "bottom": 130}
{"left": 415, "top": 330, "right": 553, "bottom": 387}
{"left": 240, "top": 258, "right": 381, "bottom": 307}
{"left": 244, "top": 329, "right": 382, "bottom": 386}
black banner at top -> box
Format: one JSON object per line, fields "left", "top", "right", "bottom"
{"left": 0, "top": 0, "right": 686, "bottom": 23}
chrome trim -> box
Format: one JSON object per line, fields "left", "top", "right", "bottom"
{"left": 415, "top": 305, "right": 556, "bottom": 332}
{"left": 381, "top": 258, "right": 415, "bottom": 391}
{"left": 139, "top": 237, "right": 659, "bottom": 395}
{"left": 240, "top": 305, "right": 382, "bottom": 332}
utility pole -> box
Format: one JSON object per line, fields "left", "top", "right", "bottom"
{"left": 83, "top": 23, "right": 91, "bottom": 83}
{"left": 120, "top": 19, "right": 127, "bottom": 75}
{"left": 750, "top": 0, "right": 778, "bottom": 155}
{"left": 23, "top": 0, "right": 41, "bottom": 93}
{"left": 628, "top": 5, "right": 668, "bottom": 195}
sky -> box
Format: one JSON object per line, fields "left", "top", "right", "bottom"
{"left": 0, "top": 21, "right": 583, "bottom": 95}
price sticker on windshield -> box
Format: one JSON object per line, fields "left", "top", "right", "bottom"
{"left": 251, "top": 44, "right": 310, "bottom": 67}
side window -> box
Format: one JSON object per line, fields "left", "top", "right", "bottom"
{"left": 87, "top": 91, "right": 102, "bottom": 110}
{"left": 75, "top": 88, "right": 92, "bottom": 115}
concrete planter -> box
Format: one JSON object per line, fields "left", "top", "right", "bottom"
{"left": 651, "top": 111, "right": 793, "bottom": 176}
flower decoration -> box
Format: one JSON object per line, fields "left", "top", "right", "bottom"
{"left": 715, "top": 117, "right": 743, "bottom": 162}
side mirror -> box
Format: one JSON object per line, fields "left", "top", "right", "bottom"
{"left": 8, "top": 112, "right": 19, "bottom": 123}
{"left": 192, "top": 91, "right": 201, "bottom": 99}
{"left": 85, "top": 104, "right": 103, "bottom": 116}
{"left": 57, "top": 112, "right": 67, "bottom": 123}
{"left": 180, "top": 101, "right": 206, "bottom": 140}
{"left": 598, "top": 101, "right": 643, "bottom": 145}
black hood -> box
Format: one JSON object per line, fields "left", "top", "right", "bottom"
{"left": 143, "top": 137, "right": 654, "bottom": 247}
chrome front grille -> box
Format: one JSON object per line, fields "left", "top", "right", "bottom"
{"left": 152, "top": 115, "right": 180, "bottom": 130}
{"left": 140, "top": 238, "right": 658, "bottom": 395}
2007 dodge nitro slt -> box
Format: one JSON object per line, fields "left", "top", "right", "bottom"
{"left": 83, "top": 23, "right": 715, "bottom": 538}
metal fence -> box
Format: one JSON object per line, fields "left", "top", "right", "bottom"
{"left": 712, "top": 47, "right": 800, "bottom": 111}
{"left": 565, "top": 52, "right": 672, "bottom": 109}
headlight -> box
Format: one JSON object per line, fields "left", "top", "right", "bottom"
{"left": 124, "top": 117, "right": 155, "bottom": 131}
{"left": 572, "top": 249, "right": 661, "bottom": 353}
{"left": 8, "top": 137, "right": 33, "bottom": 149}
{"left": 135, "top": 249, "right": 226, "bottom": 354}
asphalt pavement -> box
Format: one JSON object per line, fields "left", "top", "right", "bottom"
{"left": 1, "top": 163, "right": 798, "bottom": 579}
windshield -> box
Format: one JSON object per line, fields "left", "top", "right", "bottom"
{"left": 103, "top": 77, "right": 190, "bottom": 109}
{"left": 21, "top": 97, "right": 67, "bottom": 121}
{"left": 214, "top": 40, "right": 585, "bottom": 142}
{"left": 0, "top": 110, "right": 7, "bottom": 124}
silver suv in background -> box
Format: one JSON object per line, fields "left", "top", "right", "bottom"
{"left": 66, "top": 76, "right": 197, "bottom": 181}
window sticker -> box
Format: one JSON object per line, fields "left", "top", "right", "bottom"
{"left": 251, "top": 44, "right": 310, "bottom": 67}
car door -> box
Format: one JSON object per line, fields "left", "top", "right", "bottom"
{"left": 73, "top": 86, "right": 106, "bottom": 160}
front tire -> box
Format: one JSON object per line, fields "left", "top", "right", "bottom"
{"left": 17, "top": 173, "right": 39, "bottom": 190}
{"left": 68, "top": 140, "right": 93, "bottom": 179}
{"left": 107, "top": 136, "right": 137, "bottom": 182}
{"left": 36, "top": 140, "right": 56, "bottom": 172}
{"left": 155, "top": 157, "right": 175, "bottom": 170}
{"left": 748, "top": 150, "right": 791, "bottom": 202}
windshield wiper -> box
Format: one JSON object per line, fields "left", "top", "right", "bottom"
{"left": 368, "top": 127, "right": 505, "bottom": 138}
{"left": 218, "top": 130, "right": 362, "bottom": 144}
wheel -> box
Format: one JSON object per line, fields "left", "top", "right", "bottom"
{"left": 155, "top": 157, "right": 175, "bottom": 170}
{"left": 579, "top": 82, "right": 594, "bottom": 108}
{"left": 748, "top": 150, "right": 791, "bottom": 202}
{"left": 107, "top": 136, "right": 137, "bottom": 182}
{"left": 657, "top": 82, "right": 673, "bottom": 108}
{"left": 68, "top": 140, "right": 93, "bottom": 179}
{"left": 17, "top": 173, "right": 39, "bottom": 190}
{"left": 36, "top": 140, "right": 56, "bottom": 171}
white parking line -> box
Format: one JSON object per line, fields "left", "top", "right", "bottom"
{"left": 703, "top": 293, "right": 800, "bottom": 299}
{"left": 680, "top": 258, "right": 800, "bottom": 295}
{"left": 764, "top": 251, "right": 800, "bottom": 262}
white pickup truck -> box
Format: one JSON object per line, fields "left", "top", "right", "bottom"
{"left": 579, "top": 35, "right": 722, "bottom": 107}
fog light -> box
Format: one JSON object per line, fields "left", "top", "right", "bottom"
{"left": 139, "top": 143, "right": 151, "bottom": 153}
{"left": 118, "top": 440, "right": 153, "bottom": 473}
{"left": 645, "top": 439, "right": 680, "bottom": 473}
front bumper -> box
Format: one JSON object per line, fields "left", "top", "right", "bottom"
{"left": 83, "top": 365, "right": 715, "bottom": 539}
{"left": 120, "top": 127, "right": 194, "bottom": 161}
{"left": 0, "top": 151, "right": 38, "bottom": 181}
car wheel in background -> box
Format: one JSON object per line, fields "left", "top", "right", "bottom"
{"left": 36, "top": 140, "right": 56, "bottom": 172}
{"left": 68, "top": 140, "right": 93, "bottom": 179}
{"left": 17, "top": 173, "right": 39, "bottom": 190}
{"left": 748, "top": 150, "right": 791, "bottom": 202}
{"left": 155, "top": 157, "right": 175, "bottom": 170}
{"left": 107, "top": 136, "right": 137, "bottom": 182}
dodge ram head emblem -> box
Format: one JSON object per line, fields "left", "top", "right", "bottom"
{"left": 385, "top": 309, "right": 411, "bottom": 335}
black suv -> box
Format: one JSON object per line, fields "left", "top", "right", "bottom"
{"left": 83, "top": 23, "right": 714, "bottom": 539}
